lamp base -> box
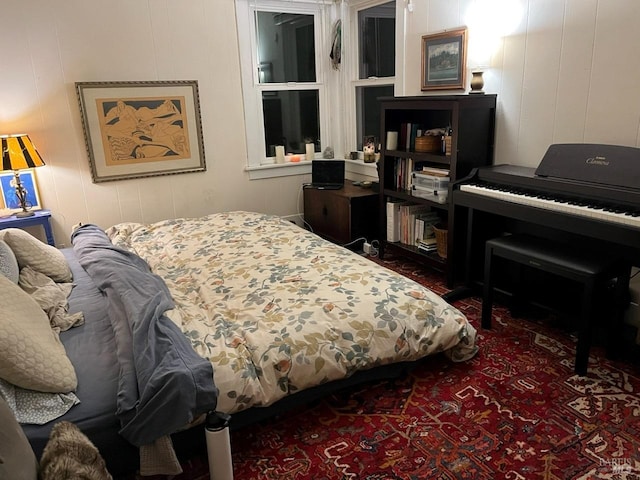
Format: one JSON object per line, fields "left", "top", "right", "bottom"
{"left": 469, "top": 71, "right": 485, "bottom": 94}
{"left": 15, "top": 210, "right": 35, "bottom": 218}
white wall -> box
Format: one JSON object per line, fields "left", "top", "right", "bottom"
{"left": 1, "top": 0, "right": 306, "bottom": 246}
{"left": 3, "top": 0, "right": 639, "bottom": 246}
{"left": 400, "top": 0, "right": 640, "bottom": 167}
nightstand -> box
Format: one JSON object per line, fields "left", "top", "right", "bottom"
{"left": 303, "top": 183, "right": 378, "bottom": 246}
{"left": 0, "top": 210, "right": 55, "bottom": 246}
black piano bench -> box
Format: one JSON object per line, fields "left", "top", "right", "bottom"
{"left": 481, "top": 234, "right": 630, "bottom": 376}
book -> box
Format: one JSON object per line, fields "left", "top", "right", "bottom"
{"left": 386, "top": 199, "right": 409, "bottom": 242}
{"left": 418, "top": 237, "right": 437, "bottom": 247}
{"left": 399, "top": 123, "right": 408, "bottom": 151}
{"left": 421, "top": 166, "right": 450, "bottom": 177}
{"left": 409, "top": 123, "right": 420, "bottom": 151}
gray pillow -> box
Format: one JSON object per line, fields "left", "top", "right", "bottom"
{"left": 0, "top": 395, "right": 38, "bottom": 480}
{"left": 0, "top": 240, "right": 19, "bottom": 283}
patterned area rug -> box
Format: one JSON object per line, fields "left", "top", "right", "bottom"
{"left": 130, "top": 256, "right": 640, "bottom": 480}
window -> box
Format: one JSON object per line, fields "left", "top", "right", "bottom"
{"left": 236, "top": 0, "right": 325, "bottom": 175}
{"left": 236, "top": 0, "right": 396, "bottom": 178}
{"left": 257, "top": 11, "right": 321, "bottom": 157}
{"left": 358, "top": 2, "right": 395, "bottom": 79}
{"left": 352, "top": 1, "right": 396, "bottom": 150}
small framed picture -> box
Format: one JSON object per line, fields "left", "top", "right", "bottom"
{"left": 421, "top": 27, "right": 468, "bottom": 91}
{"left": 0, "top": 169, "right": 42, "bottom": 212}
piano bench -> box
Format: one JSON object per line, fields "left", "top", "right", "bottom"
{"left": 481, "top": 234, "right": 630, "bottom": 375}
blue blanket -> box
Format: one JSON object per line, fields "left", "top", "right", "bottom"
{"left": 71, "top": 225, "right": 218, "bottom": 447}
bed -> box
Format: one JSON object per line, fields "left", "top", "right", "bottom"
{"left": 14, "top": 211, "right": 478, "bottom": 476}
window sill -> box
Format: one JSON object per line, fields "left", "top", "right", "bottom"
{"left": 246, "top": 159, "right": 378, "bottom": 180}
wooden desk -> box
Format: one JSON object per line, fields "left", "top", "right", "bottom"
{"left": 0, "top": 210, "right": 55, "bottom": 246}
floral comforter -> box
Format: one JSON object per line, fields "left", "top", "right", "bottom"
{"left": 107, "top": 211, "right": 477, "bottom": 414}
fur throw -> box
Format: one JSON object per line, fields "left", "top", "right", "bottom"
{"left": 39, "top": 421, "right": 112, "bottom": 480}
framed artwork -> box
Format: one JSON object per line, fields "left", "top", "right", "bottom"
{"left": 0, "top": 169, "right": 42, "bottom": 212}
{"left": 76, "top": 80, "right": 206, "bottom": 183}
{"left": 421, "top": 27, "right": 467, "bottom": 91}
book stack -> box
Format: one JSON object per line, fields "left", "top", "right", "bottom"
{"left": 414, "top": 211, "right": 440, "bottom": 247}
{"left": 417, "top": 237, "right": 438, "bottom": 254}
{"left": 387, "top": 199, "right": 442, "bottom": 247}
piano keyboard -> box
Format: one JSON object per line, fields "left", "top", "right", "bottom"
{"left": 460, "top": 183, "right": 640, "bottom": 229}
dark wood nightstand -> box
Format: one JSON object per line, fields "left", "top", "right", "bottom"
{"left": 303, "top": 183, "right": 378, "bottom": 246}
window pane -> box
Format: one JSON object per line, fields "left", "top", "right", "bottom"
{"left": 262, "top": 90, "right": 320, "bottom": 157}
{"left": 359, "top": 2, "right": 396, "bottom": 79}
{"left": 356, "top": 85, "right": 394, "bottom": 150}
{"left": 256, "top": 12, "right": 316, "bottom": 83}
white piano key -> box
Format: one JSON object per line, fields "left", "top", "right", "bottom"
{"left": 460, "top": 184, "right": 640, "bottom": 229}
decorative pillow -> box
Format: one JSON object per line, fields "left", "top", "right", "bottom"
{"left": 39, "top": 421, "right": 112, "bottom": 480}
{"left": 0, "top": 395, "right": 38, "bottom": 480}
{"left": 0, "top": 228, "right": 71, "bottom": 282}
{"left": 0, "top": 274, "right": 77, "bottom": 393}
{"left": 0, "top": 239, "right": 19, "bottom": 283}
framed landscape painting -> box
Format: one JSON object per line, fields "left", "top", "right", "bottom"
{"left": 421, "top": 27, "right": 467, "bottom": 91}
{"left": 76, "top": 80, "right": 206, "bottom": 183}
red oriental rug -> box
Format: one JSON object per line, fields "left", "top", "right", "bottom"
{"left": 129, "top": 256, "right": 640, "bottom": 480}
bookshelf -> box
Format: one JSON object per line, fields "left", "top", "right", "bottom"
{"left": 378, "top": 94, "right": 497, "bottom": 287}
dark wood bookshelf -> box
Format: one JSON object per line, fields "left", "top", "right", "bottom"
{"left": 378, "top": 94, "right": 497, "bottom": 287}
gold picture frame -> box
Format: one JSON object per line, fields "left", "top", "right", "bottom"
{"left": 76, "top": 80, "right": 206, "bottom": 183}
{"left": 421, "top": 27, "right": 468, "bottom": 91}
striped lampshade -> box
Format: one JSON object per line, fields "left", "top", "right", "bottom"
{"left": 1, "top": 134, "right": 45, "bottom": 171}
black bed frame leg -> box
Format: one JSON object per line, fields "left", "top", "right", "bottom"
{"left": 205, "top": 411, "right": 234, "bottom": 480}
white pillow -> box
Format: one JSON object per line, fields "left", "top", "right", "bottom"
{"left": 0, "top": 228, "right": 71, "bottom": 282}
{"left": 0, "top": 240, "right": 19, "bottom": 283}
{"left": 0, "top": 274, "right": 77, "bottom": 393}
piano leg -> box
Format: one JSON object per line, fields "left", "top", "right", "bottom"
{"left": 509, "top": 263, "right": 527, "bottom": 318}
{"left": 442, "top": 206, "right": 478, "bottom": 303}
{"left": 574, "top": 280, "right": 595, "bottom": 376}
{"left": 605, "top": 265, "right": 631, "bottom": 360}
{"left": 481, "top": 240, "right": 494, "bottom": 329}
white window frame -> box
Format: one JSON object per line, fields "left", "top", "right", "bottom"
{"left": 236, "top": 0, "right": 401, "bottom": 180}
{"left": 237, "top": 0, "right": 330, "bottom": 179}
{"left": 342, "top": 0, "right": 397, "bottom": 154}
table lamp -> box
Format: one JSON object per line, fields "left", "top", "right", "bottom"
{"left": 0, "top": 134, "right": 45, "bottom": 217}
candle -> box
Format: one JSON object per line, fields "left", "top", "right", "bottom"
{"left": 275, "top": 145, "right": 285, "bottom": 164}
{"left": 386, "top": 131, "right": 398, "bottom": 150}
{"left": 305, "top": 143, "right": 315, "bottom": 161}
{"left": 290, "top": 155, "right": 301, "bottom": 162}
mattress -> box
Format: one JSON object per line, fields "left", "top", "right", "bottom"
{"left": 21, "top": 249, "right": 138, "bottom": 475}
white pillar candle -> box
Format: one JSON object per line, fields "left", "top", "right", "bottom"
{"left": 305, "top": 143, "right": 315, "bottom": 161}
{"left": 386, "top": 131, "right": 398, "bottom": 151}
{"left": 275, "top": 145, "right": 285, "bottom": 164}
